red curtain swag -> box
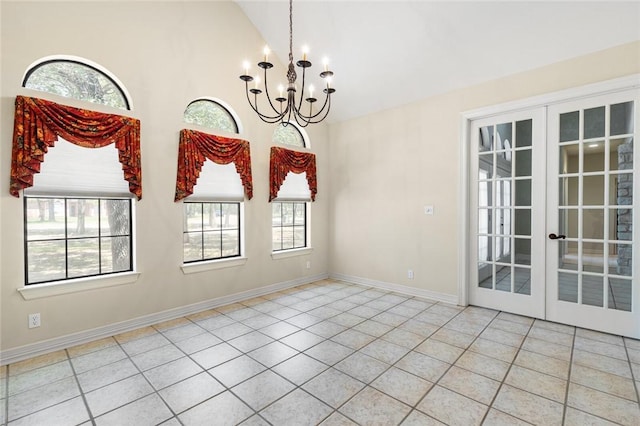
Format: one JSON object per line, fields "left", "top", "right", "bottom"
{"left": 174, "top": 129, "right": 253, "bottom": 201}
{"left": 10, "top": 95, "right": 142, "bottom": 199}
{"left": 269, "top": 146, "right": 317, "bottom": 202}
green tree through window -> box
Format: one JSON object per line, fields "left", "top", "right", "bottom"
{"left": 184, "top": 100, "right": 238, "bottom": 133}
{"left": 24, "top": 60, "right": 128, "bottom": 110}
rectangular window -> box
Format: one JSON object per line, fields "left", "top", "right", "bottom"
{"left": 183, "top": 202, "right": 241, "bottom": 262}
{"left": 272, "top": 202, "right": 307, "bottom": 251}
{"left": 24, "top": 196, "right": 132, "bottom": 285}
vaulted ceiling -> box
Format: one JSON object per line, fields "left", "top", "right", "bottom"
{"left": 236, "top": 1, "right": 640, "bottom": 123}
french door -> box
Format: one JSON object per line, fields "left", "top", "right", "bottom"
{"left": 469, "top": 87, "right": 639, "bottom": 338}
{"left": 546, "top": 90, "right": 639, "bottom": 337}
{"left": 469, "top": 108, "right": 546, "bottom": 319}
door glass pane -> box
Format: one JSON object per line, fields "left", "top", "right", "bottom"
{"left": 583, "top": 209, "right": 604, "bottom": 239}
{"left": 515, "top": 149, "right": 532, "bottom": 177}
{"left": 496, "top": 237, "right": 511, "bottom": 262}
{"left": 479, "top": 181, "right": 492, "bottom": 207}
{"left": 478, "top": 236, "right": 491, "bottom": 262}
{"left": 583, "top": 141, "right": 605, "bottom": 173}
{"left": 610, "top": 208, "right": 632, "bottom": 242}
{"left": 514, "top": 267, "right": 531, "bottom": 295}
{"left": 479, "top": 154, "right": 494, "bottom": 179}
{"left": 610, "top": 243, "right": 632, "bottom": 277}
{"left": 495, "top": 265, "right": 511, "bottom": 292}
{"left": 497, "top": 123, "right": 512, "bottom": 150}
{"left": 558, "top": 271, "right": 578, "bottom": 303}
{"left": 514, "top": 238, "right": 531, "bottom": 265}
{"left": 515, "top": 180, "right": 531, "bottom": 206}
{"left": 479, "top": 126, "right": 494, "bottom": 152}
{"left": 583, "top": 175, "right": 605, "bottom": 205}
{"left": 582, "top": 275, "right": 604, "bottom": 307}
{"left": 559, "top": 144, "right": 579, "bottom": 173}
{"left": 558, "top": 240, "right": 579, "bottom": 270}
{"left": 515, "top": 119, "right": 532, "bottom": 148}
{"left": 514, "top": 209, "right": 531, "bottom": 236}
{"left": 582, "top": 242, "right": 604, "bottom": 273}
{"left": 613, "top": 173, "right": 634, "bottom": 206}
{"left": 560, "top": 111, "right": 579, "bottom": 142}
{"left": 496, "top": 209, "right": 511, "bottom": 235}
{"left": 478, "top": 263, "right": 493, "bottom": 288}
{"left": 559, "top": 177, "right": 579, "bottom": 206}
{"left": 559, "top": 209, "right": 578, "bottom": 239}
{"left": 584, "top": 106, "right": 605, "bottom": 139}
{"left": 608, "top": 278, "right": 632, "bottom": 311}
{"left": 478, "top": 209, "right": 492, "bottom": 237}
{"left": 611, "top": 138, "right": 634, "bottom": 171}
{"left": 610, "top": 101, "right": 634, "bottom": 135}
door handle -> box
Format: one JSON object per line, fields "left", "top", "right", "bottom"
{"left": 548, "top": 233, "right": 566, "bottom": 240}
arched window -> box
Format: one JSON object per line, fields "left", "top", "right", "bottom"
{"left": 181, "top": 99, "right": 245, "bottom": 264}
{"left": 184, "top": 99, "right": 239, "bottom": 134}
{"left": 273, "top": 122, "right": 307, "bottom": 148}
{"left": 23, "top": 57, "right": 130, "bottom": 110}
{"left": 17, "top": 57, "right": 136, "bottom": 285}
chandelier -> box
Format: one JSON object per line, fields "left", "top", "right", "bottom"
{"left": 239, "top": 0, "right": 335, "bottom": 127}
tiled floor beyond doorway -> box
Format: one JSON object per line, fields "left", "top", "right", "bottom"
{"left": 2, "top": 279, "right": 640, "bottom": 425}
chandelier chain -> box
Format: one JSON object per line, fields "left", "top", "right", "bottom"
{"left": 288, "top": 0, "right": 294, "bottom": 64}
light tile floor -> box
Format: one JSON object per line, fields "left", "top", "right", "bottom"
{"left": 2, "top": 279, "right": 640, "bottom": 425}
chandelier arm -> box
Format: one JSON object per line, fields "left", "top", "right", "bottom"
{"left": 296, "top": 66, "right": 307, "bottom": 112}
{"left": 261, "top": 66, "right": 286, "bottom": 116}
{"left": 244, "top": 83, "right": 288, "bottom": 123}
{"left": 296, "top": 91, "right": 330, "bottom": 121}
{"left": 307, "top": 95, "right": 332, "bottom": 124}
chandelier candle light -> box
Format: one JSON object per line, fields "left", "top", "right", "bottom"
{"left": 239, "top": 0, "right": 335, "bottom": 127}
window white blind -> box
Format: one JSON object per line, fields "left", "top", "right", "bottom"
{"left": 274, "top": 171, "right": 311, "bottom": 201}
{"left": 189, "top": 161, "right": 244, "bottom": 201}
{"left": 25, "top": 138, "right": 130, "bottom": 197}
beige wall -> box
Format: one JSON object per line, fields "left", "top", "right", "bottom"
{"left": 1, "top": 2, "right": 330, "bottom": 353}
{"left": 328, "top": 41, "right": 640, "bottom": 298}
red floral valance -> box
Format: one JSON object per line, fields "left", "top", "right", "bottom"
{"left": 269, "top": 146, "right": 317, "bottom": 202}
{"left": 174, "top": 129, "right": 253, "bottom": 201}
{"left": 10, "top": 95, "right": 142, "bottom": 199}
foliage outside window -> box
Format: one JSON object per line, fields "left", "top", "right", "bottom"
{"left": 184, "top": 202, "right": 241, "bottom": 262}
{"left": 273, "top": 122, "right": 306, "bottom": 148}
{"left": 24, "top": 60, "right": 129, "bottom": 110}
{"left": 272, "top": 202, "right": 306, "bottom": 251}
{"left": 184, "top": 100, "right": 238, "bottom": 133}
{"left": 25, "top": 197, "right": 132, "bottom": 285}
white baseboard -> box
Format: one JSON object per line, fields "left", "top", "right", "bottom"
{"left": 330, "top": 273, "right": 459, "bottom": 305}
{"left": 0, "top": 273, "right": 328, "bottom": 366}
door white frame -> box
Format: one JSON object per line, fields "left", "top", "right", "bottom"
{"left": 459, "top": 74, "right": 640, "bottom": 308}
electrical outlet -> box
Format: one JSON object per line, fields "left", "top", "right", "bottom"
{"left": 407, "top": 269, "right": 414, "bottom": 279}
{"left": 28, "top": 313, "right": 41, "bottom": 328}
{"left": 424, "top": 205, "right": 434, "bottom": 215}
{"left": 306, "top": 261, "right": 311, "bottom": 269}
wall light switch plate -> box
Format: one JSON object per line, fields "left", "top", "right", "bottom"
{"left": 424, "top": 205, "right": 434, "bottom": 215}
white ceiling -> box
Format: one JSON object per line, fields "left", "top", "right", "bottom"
{"left": 235, "top": 1, "right": 640, "bottom": 123}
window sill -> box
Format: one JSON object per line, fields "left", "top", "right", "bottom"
{"left": 18, "top": 272, "right": 140, "bottom": 300}
{"left": 181, "top": 257, "right": 247, "bottom": 275}
{"left": 271, "top": 247, "right": 313, "bottom": 260}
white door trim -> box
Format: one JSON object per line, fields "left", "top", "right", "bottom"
{"left": 459, "top": 74, "right": 640, "bottom": 308}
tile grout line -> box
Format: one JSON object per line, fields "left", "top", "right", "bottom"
{"left": 476, "top": 314, "right": 535, "bottom": 425}
{"left": 622, "top": 338, "right": 640, "bottom": 412}
{"left": 64, "top": 348, "right": 97, "bottom": 426}
{"left": 560, "top": 322, "right": 577, "bottom": 425}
